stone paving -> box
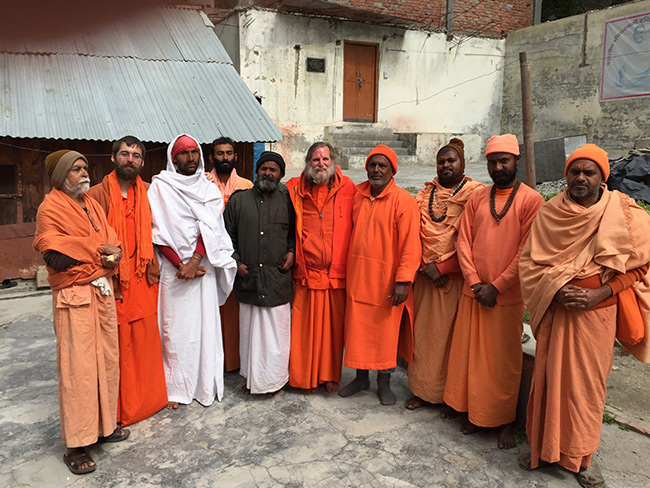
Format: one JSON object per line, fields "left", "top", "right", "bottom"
{"left": 1, "top": 294, "right": 650, "bottom": 487}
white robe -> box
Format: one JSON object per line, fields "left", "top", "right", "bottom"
{"left": 239, "top": 303, "right": 291, "bottom": 394}
{"left": 148, "top": 134, "right": 236, "bottom": 405}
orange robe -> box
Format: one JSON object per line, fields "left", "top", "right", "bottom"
{"left": 286, "top": 168, "right": 356, "bottom": 389}
{"left": 207, "top": 168, "right": 253, "bottom": 372}
{"left": 444, "top": 183, "right": 544, "bottom": 427}
{"left": 344, "top": 178, "right": 421, "bottom": 370}
{"left": 408, "top": 177, "right": 484, "bottom": 403}
{"left": 519, "top": 188, "right": 650, "bottom": 472}
{"left": 88, "top": 173, "right": 168, "bottom": 426}
{"left": 33, "top": 188, "right": 121, "bottom": 447}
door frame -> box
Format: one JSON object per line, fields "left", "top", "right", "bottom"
{"left": 343, "top": 40, "right": 379, "bottom": 123}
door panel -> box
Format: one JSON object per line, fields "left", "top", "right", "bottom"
{"left": 343, "top": 42, "right": 378, "bottom": 122}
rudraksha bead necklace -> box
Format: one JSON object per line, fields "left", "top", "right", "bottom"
{"left": 428, "top": 178, "right": 467, "bottom": 223}
{"left": 490, "top": 179, "right": 521, "bottom": 224}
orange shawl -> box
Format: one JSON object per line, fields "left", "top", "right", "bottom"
{"left": 207, "top": 168, "right": 253, "bottom": 207}
{"left": 33, "top": 188, "right": 120, "bottom": 290}
{"left": 415, "top": 177, "right": 484, "bottom": 265}
{"left": 519, "top": 187, "right": 650, "bottom": 362}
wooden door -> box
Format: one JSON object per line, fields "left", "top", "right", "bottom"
{"left": 343, "top": 42, "right": 378, "bottom": 122}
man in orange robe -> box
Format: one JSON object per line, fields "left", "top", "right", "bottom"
{"left": 405, "top": 138, "right": 484, "bottom": 416}
{"left": 206, "top": 137, "right": 253, "bottom": 372}
{"left": 519, "top": 143, "right": 650, "bottom": 486}
{"left": 286, "top": 142, "right": 356, "bottom": 393}
{"left": 443, "top": 134, "right": 544, "bottom": 448}
{"left": 339, "top": 144, "right": 421, "bottom": 405}
{"left": 34, "top": 150, "right": 128, "bottom": 475}
{"left": 88, "top": 135, "right": 168, "bottom": 426}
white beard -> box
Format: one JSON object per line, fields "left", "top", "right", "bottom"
{"left": 63, "top": 178, "right": 90, "bottom": 198}
{"left": 306, "top": 164, "right": 335, "bottom": 185}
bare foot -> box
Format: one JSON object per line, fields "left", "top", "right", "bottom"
{"left": 325, "top": 381, "right": 339, "bottom": 393}
{"left": 497, "top": 423, "right": 517, "bottom": 449}
{"left": 267, "top": 389, "right": 282, "bottom": 397}
{"left": 460, "top": 420, "right": 481, "bottom": 435}
{"left": 404, "top": 396, "right": 425, "bottom": 410}
{"left": 439, "top": 404, "right": 457, "bottom": 419}
{"left": 240, "top": 384, "right": 251, "bottom": 395}
{"left": 166, "top": 401, "right": 179, "bottom": 410}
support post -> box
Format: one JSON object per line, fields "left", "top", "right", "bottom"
{"left": 519, "top": 51, "right": 536, "bottom": 188}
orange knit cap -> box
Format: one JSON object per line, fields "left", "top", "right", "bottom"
{"left": 365, "top": 144, "right": 398, "bottom": 174}
{"left": 171, "top": 135, "right": 199, "bottom": 160}
{"left": 485, "top": 134, "right": 520, "bottom": 157}
{"left": 564, "top": 143, "right": 609, "bottom": 181}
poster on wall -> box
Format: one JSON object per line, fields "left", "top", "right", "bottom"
{"left": 601, "top": 11, "right": 650, "bottom": 101}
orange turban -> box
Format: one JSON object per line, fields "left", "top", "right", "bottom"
{"left": 365, "top": 144, "right": 398, "bottom": 174}
{"left": 171, "top": 135, "right": 199, "bottom": 160}
{"left": 485, "top": 134, "right": 520, "bottom": 157}
{"left": 565, "top": 143, "right": 609, "bottom": 181}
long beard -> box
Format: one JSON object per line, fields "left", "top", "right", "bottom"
{"left": 306, "top": 164, "right": 335, "bottom": 185}
{"left": 63, "top": 178, "right": 90, "bottom": 198}
{"left": 257, "top": 177, "right": 278, "bottom": 193}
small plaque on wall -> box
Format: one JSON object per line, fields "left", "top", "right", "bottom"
{"left": 306, "top": 58, "right": 325, "bottom": 73}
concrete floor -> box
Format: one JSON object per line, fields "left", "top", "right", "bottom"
{"left": 2, "top": 294, "right": 650, "bottom": 488}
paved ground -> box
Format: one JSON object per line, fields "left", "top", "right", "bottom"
{"left": 1, "top": 293, "right": 650, "bottom": 488}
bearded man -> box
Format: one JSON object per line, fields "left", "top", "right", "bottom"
{"left": 206, "top": 137, "right": 253, "bottom": 372}
{"left": 224, "top": 151, "right": 295, "bottom": 396}
{"left": 34, "top": 150, "right": 128, "bottom": 475}
{"left": 518, "top": 143, "right": 650, "bottom": 487}
{"left": 148, "top": 134, "right": 236, "bottom": 408}
{"left": 286, "top": 142, "right": 356, "bottom": 393}
{"left": 443, "top": 134, "right": 544, "bottom": 449}
{"left": 88, "top": 135, "right": 168, "bottom": 426}
{"left": 405, "top": 138, "right": 484, "bottom": 416}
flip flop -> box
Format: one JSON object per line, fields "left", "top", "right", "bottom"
{"left": 63, "top": 449, "right": 96, "bottom": 475}
{"left": 99, "top": 427, "right": 130, "bottom": 443}
{"left": 0, "top": 279, "right": 17, "bottom": 289}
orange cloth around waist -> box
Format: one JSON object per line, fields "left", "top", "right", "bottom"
{"left": 568, "top": 275, "right": 616, "bottom": 309}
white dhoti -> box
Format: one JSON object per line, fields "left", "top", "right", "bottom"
{"left": 159, "top": 256, "right": 224, "bottom": 406}
{"left": 239, "top": 302, "right": 291, "bottom": 394}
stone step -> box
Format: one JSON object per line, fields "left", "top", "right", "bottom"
{"left": 332, "top": 139, "right": 406, "bottom": 149}
{"left": 325, "top": 124, "right": 395, "bottom": 138}
{"left": 347, "top": 154, "right": 419, "bottom": 169}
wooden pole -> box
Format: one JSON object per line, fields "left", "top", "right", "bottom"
{"left": 519, "top": 51, "right": 536, "bottom": 188}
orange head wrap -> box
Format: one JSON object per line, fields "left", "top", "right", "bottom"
{"left": 485, "top": 134, "right": 520, "bottom": 157}
{"left": 565, "top": 143, "right": 609, "bottom": 181}
{"left": 365, "top": 144, "right": 398, "bottom": 174}
{"left": 171, "top": 135, "right": 199, "bottom": 160}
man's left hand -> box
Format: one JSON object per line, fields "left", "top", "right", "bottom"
{"left": 99, "top": 244, "right": 122, "bottom": 268}
{"left": 471, "top": 283, "right": 499, "bottom": 308}
{"left": 389, "top": 282, "right": 409, "bottom": 307}
{"left": 281, "top": 252, "right": 295, "bottom": 272}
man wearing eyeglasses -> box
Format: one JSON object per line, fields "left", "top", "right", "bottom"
{"left": 34, "top": 149, "right": 128, "bottom": 475}
{"left": 88, "top": 136, "right": 168, "bottom": 427}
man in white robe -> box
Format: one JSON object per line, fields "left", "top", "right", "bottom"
{"left": 148, "top": 134, "right": 236, "bottom": 408}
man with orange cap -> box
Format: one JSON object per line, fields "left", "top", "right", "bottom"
{"left": 88, "top": 135, "right": 168, "bottom": 427}
{"left": 443, "top": 134, "right": 544, "bottom": 449}
{"left": 148, "top": 134, "right": 236, "bottom": 409}
{"left": 518, "top": 143, "right": 650, "bottom": 486}
{"left": 405, "top": 138, "right": 484, "bottom": 416}
{"left": 34, "top": 149, "right": 128, "bottom": 475}
{"left": 338, "top": 144, "right": 421, "bottom": 405}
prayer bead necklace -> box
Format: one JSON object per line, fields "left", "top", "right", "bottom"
{"left": 428, "top": 178, "right": 467, "bottom": 223}
{"left": 490, "top": 179, "right": 521, "bottom": 224}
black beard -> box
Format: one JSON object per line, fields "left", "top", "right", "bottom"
{"left": 257, "top": 177, "right": 278, "bottom": 193}
{"left": 491, "top": 169, "right": 517, "bottom": 186}
{"left": 115, "top": 164, "right": 140, "bottom": 181}
{"left": 215, "top": 160, "right": 235, "bottom": 174}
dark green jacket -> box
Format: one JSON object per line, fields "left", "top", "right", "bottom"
{"left": 224, "top": 183, "right": 295, "bottom": 307}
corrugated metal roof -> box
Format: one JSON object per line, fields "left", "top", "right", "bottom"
{"left": 0, "top": 7, "right": 281, "bottom": 143}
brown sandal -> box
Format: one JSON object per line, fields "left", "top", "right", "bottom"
{"left": 63, "top": 448, "right": 96, "bottom": 475}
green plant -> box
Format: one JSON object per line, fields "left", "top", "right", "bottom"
{"left": 523, "top": 308, "right": 531, "bottom": 324}
{"left": 603, "top": 411, "right": 616, "bottom": 424}
{"left": 619, "top": 423, "right": 631, "bottom": 431}
{"left": 542, "top": 193, "right": 558, "bottom": 202}
{"left": 404, "top": 186, "right": 418, "bottom": 195}
{"left": 637, "top": 200, "right": 650, "bottom": 212}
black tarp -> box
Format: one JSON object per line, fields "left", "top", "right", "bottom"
{"left": 607, "top": 152, "right": 650, "bottom": 204}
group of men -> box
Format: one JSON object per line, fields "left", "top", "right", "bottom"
{"left": 34, "top": 132, "right": 649, "bottom": 487}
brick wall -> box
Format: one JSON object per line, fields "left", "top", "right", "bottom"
{"left": 258, "top": 0, "right": 532, "bottom": 36}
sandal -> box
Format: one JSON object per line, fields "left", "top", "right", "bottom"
{"left": 576, "top": 462, "right": 605, "bottom": 488}
{"left": 63, "top": 448, "right": 96, "bottom": 475}
{"left": 99, "top": 426, "right": 130, "bottom": 443}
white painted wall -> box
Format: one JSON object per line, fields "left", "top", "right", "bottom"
{"left": 227, "top": 9, "right": 506, "bottom": 168}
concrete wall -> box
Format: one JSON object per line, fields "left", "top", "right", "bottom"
{"left": 501, "top": 0, "right": 650, "bottom": 155}
{"left": 223, "top": 8, "right": 506, "bottom": 168}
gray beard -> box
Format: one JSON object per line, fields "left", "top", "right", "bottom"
{"left": 306, "top": 164, "right": 336, "bottom": 185}
{"left": 257, "top": 178, "right": 278, "bottom": 193}
{"left": 63, "top": 178, "right": 90, "bottom": 198}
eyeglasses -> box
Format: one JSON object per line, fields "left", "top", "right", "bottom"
{"left": 117, "top": 151, "right": 143, "bottom": 161}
